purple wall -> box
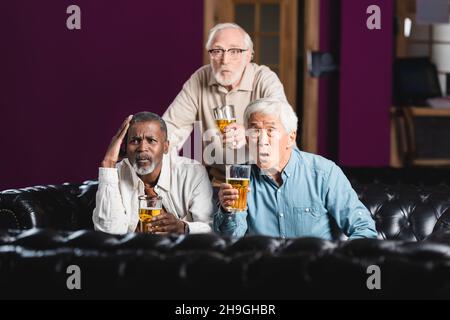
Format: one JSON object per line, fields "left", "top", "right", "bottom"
{"left": 338, "top": 0, "right": 393, "bottom": 166}
{"left": 0, "top": 1, "right": 203, "bottom": 189}
{"left": 318, "top": 0, "right": 341, "bottom": 161}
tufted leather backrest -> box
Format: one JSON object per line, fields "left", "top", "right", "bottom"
{"left": 2, "top": 172, "right": 450, "bottom": 241}
{"left": 330, "top": 182, "right": 450, "bottom": 241}
{"left": 0, "top": 183, "right": 94, "bottom": 231}
{"left": 1, "top": 229, "right": 450, "bottom": 299}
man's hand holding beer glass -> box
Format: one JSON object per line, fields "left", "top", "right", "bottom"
{"left": 214, "top": 105, "right": 246, "bottom": 149}
{"left": 223, "top": 123, "right": 246, "bottom": 149}
{"left": 149, "top": 211, "right": 187, "bottom": 234}
{"left": 218, "top": 165, "right": 251, "bottom": 212}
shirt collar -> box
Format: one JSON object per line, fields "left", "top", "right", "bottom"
{"left": 207, "top": 63, "right": 254, "bottom": 92}
{"left": 124, "top": 154, "right": 171, "bottom": 191}
{"left": 156, "top": 153, "right": 171, "bottom": 191}
{"left": 282, "top": 150, "right": 298, "bottom": 179}
{"left": 256, "top": 148, "right": 298, "bottom": 179}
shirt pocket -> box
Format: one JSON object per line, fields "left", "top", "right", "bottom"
{"left": 288, "top": 206, "right": 327, "bottom": 237}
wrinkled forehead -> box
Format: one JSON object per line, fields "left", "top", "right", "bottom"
{"left": 211, "top": 28, "right": 245, "bottom": 48}
{"left": 128, "top": 121, "right": 164, "bottom": 138}
{"left": 248, "top": 112, "right": 281, "bottom": 127}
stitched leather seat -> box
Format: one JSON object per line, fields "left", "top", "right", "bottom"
{"left": 1, "top": 229, "right": 450, "bottom": 299}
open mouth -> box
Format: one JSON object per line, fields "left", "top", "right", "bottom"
{"left": 136, "top": 156, "right": 151, "bottom": 165}
{"left": 258, "top": 153, "right": 270, "bottom": 161}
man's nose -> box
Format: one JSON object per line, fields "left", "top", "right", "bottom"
{"left": 136, "top": 140, "right": 149, "bottom": 151}
{"left": 221, "top": 51, "right": 231, "bottom": 64}
{"left": 258, "top": 130, "right": 270, "bottom": 146}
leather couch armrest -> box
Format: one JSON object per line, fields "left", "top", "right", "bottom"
{"left": 0, "top": 209, "right": 21, "bottom": 230}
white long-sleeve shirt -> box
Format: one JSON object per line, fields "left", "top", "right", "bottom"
{"left": 92, "top": 153, "right": 214, "bottom": 234}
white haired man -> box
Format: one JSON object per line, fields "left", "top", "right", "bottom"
{"left": 214, "top": 99, "right": 378, "bottom": 240}
{"left": 162, "top": 23, "right": 287, "bottom": 183}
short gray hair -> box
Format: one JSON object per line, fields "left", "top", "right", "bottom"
{"left": 205, "top": 23, "right": 254, "bottom": 53}
{"left": 129, "top": 111, "right": 167, "bottom": 141}
{"left": 244, "top": 99, "right": 298, "bottom": 134}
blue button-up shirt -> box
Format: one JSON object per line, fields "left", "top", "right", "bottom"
{"left": 214, "top": 148, "right": 378, "bottom": 240}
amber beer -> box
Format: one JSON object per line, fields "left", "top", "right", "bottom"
{"left": 226, "top": 164, "right": 251, "bottom": 212}
{"left": 226, "top": 178, "right": 250, "bottom": 211}
{"left": 213, "top": 105, "right": 236, "bottom": 134}
{"left": 138, "top": 195, "right": 162, "bottom": 233}
{"left": 216, "top": 118, "right": 236, "bottom": 134}
{"left": 139, "top": 207, "right": 161, "bottom": 222}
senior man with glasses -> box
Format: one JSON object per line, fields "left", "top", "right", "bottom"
{"left": 162, "top": 22, "right": 287, "bottom": 186}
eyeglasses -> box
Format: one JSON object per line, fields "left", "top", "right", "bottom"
{"left": 208, "top": 48, "right": 248, "bottom": 60}
{"left": 247, "top": 128, "right": 280, "bottom": 139}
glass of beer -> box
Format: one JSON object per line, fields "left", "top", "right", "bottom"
{"left": 138, "top": 195, "right": 162, "bottom": 233}
{"left": 225, "top": 164, "right": 251, "bottom": 212}
{"left": 213, "top": 105, "right": 236, "bottom": 134}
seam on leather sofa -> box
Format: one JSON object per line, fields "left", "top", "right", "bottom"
{"left": 0, "top": 208, "right": 21, "bottom": 229}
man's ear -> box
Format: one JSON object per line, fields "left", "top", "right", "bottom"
{"left": 163, "top": 139, "right": 170, "bottom": 154}
{"left": 287, "top": 131, "right": 297, "bottom": 149}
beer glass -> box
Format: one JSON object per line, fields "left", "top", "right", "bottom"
{"left": 225, "top": 164, "right": 251, "bottom": 212}
{"left": 213, "top": 105, "right": 236, "bottom": 134}
{"left": 138, "top": 195, "right": 162, "bottom": 233}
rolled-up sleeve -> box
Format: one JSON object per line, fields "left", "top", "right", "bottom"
{"left": 213, "top": 208, "right": 248, "bottom": 237}
{"left": 324, "top": 164, "right": 378, "bottom": 239}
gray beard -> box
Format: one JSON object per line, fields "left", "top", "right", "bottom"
{"left": 132, "top": 161, "right": 157, "bottom": 176}
{"left": 214, "top": 70, "right": 242, "bottom": 87}
{"left": 212, "top": 60, "right": 247, "bottom": 87}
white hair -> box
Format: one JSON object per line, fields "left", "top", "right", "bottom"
{"left": 205, "top": 23, "right": 254, "bottom": 53}
{"left": 244, "top": 98, "right": 298, "bottom": 133}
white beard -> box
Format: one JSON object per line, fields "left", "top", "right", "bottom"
{"left": 132, "top": 161, "right": 157, "bottom": 176}
{"left": 212, "top": 60, "right": 247, "bottom": 87}
{"left": 214, "top": 69, "right": 242, "bottom": 87}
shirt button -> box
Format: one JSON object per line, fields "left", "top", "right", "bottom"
{"left": 305, "top": 208, "right": 310, "bottom": 212}
{"left": 279, "top": 213, "right": 284, "bottom": 217}
{"left": 277, "top": 189, "right": 281, "bottom": 193}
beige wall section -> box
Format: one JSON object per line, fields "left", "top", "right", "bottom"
{"left": 301, "top": 0, "right": 320, "bottom": 153}
{"left": 280, "top": 0, "right": 298, "bottom": 109}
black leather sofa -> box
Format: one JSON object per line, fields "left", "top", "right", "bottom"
{"left": 1, "top": 167, "right": 450, "bottom": 299}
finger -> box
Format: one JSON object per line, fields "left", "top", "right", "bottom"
{"left": 235, "top": 139, "right": 246, "bottom": 149}
{"left": 224, "top": 123, "right": 239, "bottom": 131}
{"left": 223, "top": 194, "right": 238, "bottom": 201}
{"left": 220, "top": 183, "right": 233, "bottom": 190}
{"left": 224, "top": 129, "right": 236, "bottom": 138}
{"left": 224, "top": 126, "right": 234, "bottom": 133}
{"left": 151, "top": 212, "right": 172, "bottom": 222}
{"left": 222, "top": 204, "right": 234, "bottom": 212}
{"left": 224, "top": 200, "right": 235, "bottom": 207}
{"left": 223, "top": 188, "right": 238, "bottom": 195}
{"left": 116, "top": 115, "right": 133, "bottom": 139}
{"left": 154, "top": 224, "right": 177, "bottom": 233}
